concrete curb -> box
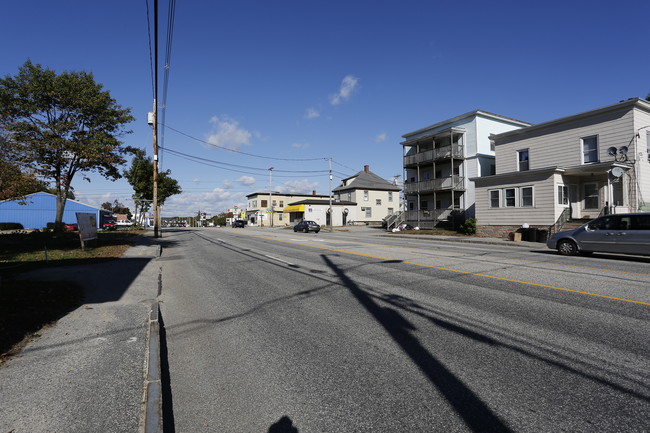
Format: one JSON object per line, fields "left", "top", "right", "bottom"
{"left": 142, "top": 302, "right": 163, "bottom": 433}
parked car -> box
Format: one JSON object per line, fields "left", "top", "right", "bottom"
{"left": 293, "top": 220, "right": 320, "bottom": 233}
{"left": 232, "top": 220, "right": 246, "bottom": 228}
{"left": 547, "top": 213, "right": 650, "bottom": 256}
{"left": 63, "top": 223, "right": 78, "bottom": 232}
{"left": 102, "top": 221, "right": 117, "bottom": 230}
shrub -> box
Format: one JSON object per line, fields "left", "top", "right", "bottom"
{"left": 458, "top": 217, "right": 477, "bottom": 235}
{"left": 0, "top": 223, "right": 24, "bottom": 230}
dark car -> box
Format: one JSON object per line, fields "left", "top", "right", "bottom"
{"left": 232, "top": 220, "right": 246, "bottom": 228}
{"left": 293, "top": 220, "right": 320, "bottom": 233}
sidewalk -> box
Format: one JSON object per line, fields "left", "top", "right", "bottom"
{"left": 0, "top": 232, "right": 161, "bottom": 433}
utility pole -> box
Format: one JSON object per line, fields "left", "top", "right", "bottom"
{"left": 152, "top": 0, "right": 160, "bottom": 238}
{"left": 328, "top": 157, "right": 333, "bottom": 232}
{"left": 269, "top": 167, "right": 274, "bottom": 228}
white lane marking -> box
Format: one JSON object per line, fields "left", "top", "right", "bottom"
{"left": 127, "top": 337, "right": 138, "bottom": 343}
{"left": 264, "top": 255, "right": 296, "bottom": 266}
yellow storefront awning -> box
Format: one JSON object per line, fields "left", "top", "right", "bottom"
{"left": 283, "top": 204, "right": 305, "bottom": 213}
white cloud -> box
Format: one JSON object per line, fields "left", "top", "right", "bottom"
{"left": 162, "top": 189, "right": 245, "bottom": 217}
{"left": 237, "top": 176, "right": 256, "bottom": 186}
{"left": 291, "top": 142, "right": 310, "bottom": 149}
{"left": 276, "top": 179, "right": 321, "bottom": 195}
{"left": 329, "top": 75, "right": 359, "bottom": 105}
{"left": 222, "top": 180, "right": 234, "bottom": 189}
{"left": 375, "top": 133, "right": 387, "bottom": 143}
{"left": 206, "top": 116, "right": 254, "bottom": 151}
{"left": 304, "top": 107, "right": 320, "bottom": 119}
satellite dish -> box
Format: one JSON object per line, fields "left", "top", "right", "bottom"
{"left": 611, "top": 167, "right": 624, "bottom": 178}
{"left": 607, "top": 147, "right": 618, "bottom": 156}
{"left": 618, "top": 146, "right": 628, "bottom": 155}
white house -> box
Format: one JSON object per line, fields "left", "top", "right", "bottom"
{"left": 401, "top": 110, "right": 531, "bottom": 229}
{"left": 472, "top": 98, "right": 650, "bottom": 238}
{"left": 332, "top": 165, "right": 401, "bottom": 225}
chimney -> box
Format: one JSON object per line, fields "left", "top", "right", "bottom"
{"left": 364, "top": 165, "right": 369, "bottom": 173}
{"left": 312, "top": 190, "right": 316, "bottom": 196}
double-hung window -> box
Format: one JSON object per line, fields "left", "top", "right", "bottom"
{"left": 520, "top": 186, "right": 533, "bottom": 207}
{"left": 517, "top": 149, "right": 529, "bottom": 171}
{"left": 558, "top": 185, "right": 569, "bottom": 206}
{"left": 489, "top": 190, "right": 500, "bottom": 208}
{"left": 505, "top": 188, "right": 516, "bottom": 207}
{"left": 582, "top": 136, "right": 599, "bottom": 163}
{"left": 363, "top": 190, "right": 369, "bottom": 201}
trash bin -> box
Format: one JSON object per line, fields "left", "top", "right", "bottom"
{"left": 526, "top": 227, "right": 538, "bottom": 242}
{"left": 537, "top": 229, "right": 548, "bottom": 243}
{"left": 517, "top": 227, "right": 529, "bottom": 241}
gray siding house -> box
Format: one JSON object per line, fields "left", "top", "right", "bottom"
{"left": 472, "top": 98, "right": 650, "bottom": 238}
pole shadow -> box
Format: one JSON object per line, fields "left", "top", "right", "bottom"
{"left": 321, "top": 254, "right": 512, "bottom": 433}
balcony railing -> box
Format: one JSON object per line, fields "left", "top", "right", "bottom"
{"left": 403, "top": 143, "right": 464, "bottom": 166}
{"left": 403, "top": 208, "right": 465, "bottom": 228}
{"left": 404, "top": 176, "right": 465, "bottom": 194}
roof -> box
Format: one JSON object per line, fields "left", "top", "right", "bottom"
{"left": 401, "top": 109, "right": 531, "bottom": 140}
{"left": 245, "top": 191, "right": 329, "bottom": 199}
{"left": 287, "top": 199, "right": 357, "bottom": 206}
{"left": 333, "top": 169, "right": 401, "bottom": 192}
{"left": 491, "top": 98, "right": 650, "bottom": 141}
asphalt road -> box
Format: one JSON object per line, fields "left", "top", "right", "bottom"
{"left": 158, "top": 226, "right": 650, "bottom": 432}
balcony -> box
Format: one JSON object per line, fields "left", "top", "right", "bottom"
{"left": 404, "top": 176, "right": 465, "bottom": 194}
{"left": 404, "top": 208, "right": 465, "bottom": 228}
{"left": 403, "top": 143, "right": 464, "bottom": 167}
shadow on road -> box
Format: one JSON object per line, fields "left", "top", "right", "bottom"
{"left": 320, "top": 254, "right": 513, "bottom": 433}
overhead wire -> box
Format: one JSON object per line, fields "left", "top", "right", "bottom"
{"left": 159, "top": 0, "right": 177, "bottom": 169}
{"left": 145, "top": 0, "right": 155, "bottom": 99}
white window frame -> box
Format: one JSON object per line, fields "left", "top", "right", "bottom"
{"left": 388, "top": 192, "right": 393, "bottom": 202}
{"left": 583, "top": 182, "right": 599, "bottom": 209}
{"left": 488, "top": 190, "right": 500, "bottom": 208}
{"left": 376, "top": 198, "right": 382, "bottom": 205}
{"left": 504, "top": 188, "right": 516, "bottom": 207}
{"left": 517, "top": 149, "right": 529, "bottom": 171}
{"left": 363, "top": 190, "right": 369, "bottom": 201}
{"left": 582, "top": 135, "right": 599, "bottom": 164}
{"left": 520, "top": 186, "right": 533, "bottom": 207}
{"left": 365, "top": 207, "right": 372, "bottom": 218}
{"left": 558, "top": 185, "right": 569, "bottom": 206}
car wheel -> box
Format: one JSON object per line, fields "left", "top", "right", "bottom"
{"left": 294, "top": 228, "right": 298, "bottom": 232}
{"left": 315, "top": 230, "right": 320, "bottom": 233}
{"left": 304, "top": 227, "right": 309, "bottom": 233}
{"left": 557, "top": 239, "right": 578, "bottom": 256}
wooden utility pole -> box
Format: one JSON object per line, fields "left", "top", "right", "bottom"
{"left": 152, "top": 0, "right": 160, "bottom": 238}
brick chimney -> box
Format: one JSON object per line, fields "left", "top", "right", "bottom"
{"left": 312, "top": 190, "right": 316, "bottom": 196}
{"left": 364, "top": 165, "right": 369, "bottom": 173}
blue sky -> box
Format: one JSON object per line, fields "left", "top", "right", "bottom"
{"left": 2, "top": 0, "right": 649, "bottom": 217}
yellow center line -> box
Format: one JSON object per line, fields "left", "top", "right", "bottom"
{"left": 251, "top": 234, "right": 650, "bottom": 307}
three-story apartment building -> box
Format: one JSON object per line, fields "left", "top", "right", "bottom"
{"left": 401, "top": 110, "right": 530, "bottom": 228}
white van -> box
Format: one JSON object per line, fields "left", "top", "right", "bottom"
{"left": 547, "top": 213, "right": 650, "bottom": 256}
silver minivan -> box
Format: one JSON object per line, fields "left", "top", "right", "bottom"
{"left": 547, "top": 213, "right": 650, "bottom": 256}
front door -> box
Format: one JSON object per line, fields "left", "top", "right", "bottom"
{"left": 569, "top": 185, "right": 579, "bottom": 219}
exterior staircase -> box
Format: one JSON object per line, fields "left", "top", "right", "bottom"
{"left": 383, "top": 211, "right": 405, "bottom": 231}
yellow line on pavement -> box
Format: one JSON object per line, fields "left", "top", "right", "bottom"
{"left": 254, "top": 235, "right": 650, "bottom": 307}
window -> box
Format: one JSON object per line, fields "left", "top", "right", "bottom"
{"left": 489, "top": 190, "right": 500, "bottom": 208}
{"left": 388, "top": 208, "right": 394, "bottom": 215}
{"left": 409, "top": 202, "right": 414, "bottom": 210}
{"left": 272, "top": 200, "right": 277, "bottom": 207}
{"left": 517, "top": 149, "right": 529, "bottom": 171}
{"left": 520, "top": 187, "right": 533, "bottom": 207}
{"left": 364, "top": 190, "right": 369, "bottom": 201}
{"left": 279, "top": 200, "right": 284, "bottom": 208}
{"left": 505, "top": 188, "right": 516, "bottom": 207}
{"left": 365, "top": 207, "right": 372, "bottom": 218}
{"left": 420, "top": 200, "right": 428, "bottom": 210}
{"left": 584, "top": 183, "right": 599, "bottom": 209}
{"left": 388, "top": 192, "right": 393, "bottom": 202}
{"left": 252, "top": 200, "right": 257, "bottom": 208}
{"left": 490, "top": 140, "right": 495, "bottom": 151}
{"left": 348, "top": 192, "right": 352, "bottom": 201}
{"left": 582, "top": 136, "right": 599, "bottom": 163}
{"left": 376, "top": 199, "right": 382, "bottom": 205}
{"left": 261, "top": 200, "right": 267, "bottom": 207}
{"left": 424, "top": 172, "right": 430, "bottom": 180}
{"left": 278, "top": 213, "right": 283, "bottom": 221}
{"left": 558, "top": 185, "right": 569, "bottom": 206}
{"left": 612, "top": 179, "right": 623, "bottom": 206}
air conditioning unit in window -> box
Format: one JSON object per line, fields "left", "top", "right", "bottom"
{"left": 361, "top": 207, "right": 365, "bottom": 211}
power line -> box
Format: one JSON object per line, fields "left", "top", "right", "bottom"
{"left": 160, "top": 146, "right": 331, "bottom": 178}
{"left": 162, "top": 123, "right": 326, "bottom": 162}
{"left": 145, "top": 0, "right": 155, "bottom": 99}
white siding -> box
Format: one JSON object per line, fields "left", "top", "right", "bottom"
{"left": 634, "top": 108, "right": 650, "bottom": 210}
{"left": 496, "top": 108, "right": 635, "bottom": 174}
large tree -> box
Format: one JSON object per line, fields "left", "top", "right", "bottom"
{"left": 0, "top": 60, "right": 134, "bottom": 230}
{"left": 124, "top": 149, "right": 181, "bottom": 225}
